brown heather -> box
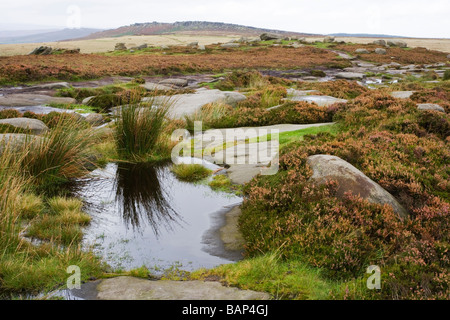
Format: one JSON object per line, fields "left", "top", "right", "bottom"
{"left": 240, "top": 89, "right": 449, "bottom": 299}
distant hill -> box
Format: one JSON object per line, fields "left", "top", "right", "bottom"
{"left": 0, "top": 28, "right": 102, "bottom": 44}
{"left": 329, "top": 33, "right": 406, "bottom": 38}
{"left": 76, "top": 21, "right": 318, "bottom": 40}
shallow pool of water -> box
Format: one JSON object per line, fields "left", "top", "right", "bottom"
{"left": 73, "top": 162, "right": 243, "bottom": 272}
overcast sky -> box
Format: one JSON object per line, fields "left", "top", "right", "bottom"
{"left": 0, "top": 0, "right": 449, "bottom": 38}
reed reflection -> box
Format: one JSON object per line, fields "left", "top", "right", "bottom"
{"left": 113, "top": 162, "right": 181, "bottom": 236}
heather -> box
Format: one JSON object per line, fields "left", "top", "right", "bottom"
{"left": 237, "top": 89, "right": 449, "bottom": 299}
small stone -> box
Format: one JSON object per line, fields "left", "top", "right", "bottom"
{"left": 85, "top": 113, "right": 104, "bottom": 126}
{"left": 387, "top": 40, "right": 407, "bottom": 48}
{"left": 220, "top": 43, "right": 240, "bottom": 48}
{"left": 335, "top": 72, "right": 365, "bottom": 80}
{"left": 114, "top": 43, "right": 127, "bottom": 51}
{"left": 260, "top": 33, "right": 283, "bottom": 41}
{"left": 417, "top": 103, "right": 446, "bottom": 113}
{"left": 373, "top": 40, "right": 387, "bottom": 46}
{"left": 158, "top": 78, "right": 189, "bottom": 87}
{"left": 390, "top": 91, "right": 414, "bottom": 99}
{"left": 355, "top": 49, "right": 370, "bottom": 54}
{"left": 375, "top": 48, "right": 387, "bottom": 55}
{"left": 0, "top": 118, "right": 48, "bottom": 135}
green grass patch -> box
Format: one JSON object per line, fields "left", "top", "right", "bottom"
{"left": 278, "top": 124, "right": 339, "bottom": 146}
{"left": 46, "top": 102, "right": 97, "bottom": 114}
{"left": 171, "top": 164, "right": 212, "bottom": 182}
{"left": 191, "top": 252, "right": 344, "bottom": 300}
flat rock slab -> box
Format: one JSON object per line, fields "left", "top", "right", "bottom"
{"left": 0, "top": 105, "right": 76, "bottom": 115}
{"left": 96, "top": 277, "right": 271, "bottom": 300}
{"left": 287, "top": 88, "right": 321, "bottom": 96}
{"left": 29, "top": 82, "right": 71, "bottom": 90}
{"left": 288, "top": 95, "right": 347, "bottom": 107}
{"left": 140, "top": 83, "right": 174, "bottom": 91}
{"left": 0, "top": 118, "right": 48, "bottom": 135}
{"left": 226, "top": 164, "right": 265, "bottom": 185}
{"left": 417, "top": 103, "right": 446, "bottom": 113}
{"left": 144, "top": 89, "right": 246, "bottom": 119}
{"left": 335, "top": 72, "right": 365, "bottom": 80}
{"left": 391, "top": 91, "right": 415, "bottom": 99}
{"left": 159, "top": 78, "right": 189, "bottom": 87}
{"left": 0, "top": 93, "right": 76, "bottom": 107}
{"left": 220, "top": 206, "right": 245, "bottom": 251}
{"left": 307, "top": 155, "right": 408, "bottom": 219}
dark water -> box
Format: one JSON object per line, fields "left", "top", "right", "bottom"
{"left": 74, "top": 162, "right": 243, "bottom": 272}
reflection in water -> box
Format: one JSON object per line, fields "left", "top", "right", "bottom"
{"left": 74, "top": 162, "right": 243, "bottom": 271}
{"left": 113, "top": 162, "right": 181, "bottom": 235}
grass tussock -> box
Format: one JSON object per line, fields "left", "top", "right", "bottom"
{"left": 0, "top": 115, "right": 103, "bottom": 296}
{"left": 18, "top": 115, "right": 99, "bottom": 194}
{"left": 171, "top": 164, "right": 212, "bottom": 182}
{"left": 185, "top": 101, "right": 234, "bottom": 132}
{"left": 114, "top": 95, "right": 173, "bottom": 162}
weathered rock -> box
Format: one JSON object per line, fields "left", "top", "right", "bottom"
{"left": 447, "top": 54, "right": 450, "bottom": 59}
{"left": 82, "top": 96, "right": 95, "bottom": 105}
{"left": 323, "top": 36, "right": 335, "bottom": 43}
{"left": 158, "top": 78, "right": 189, "bottom": 87}
{"left": 260, "top": 33, "right": 283, "bottom": 41}
{"left": 287, "top": 88, "right": 321, "bottom": 96}
{"left": 306, "top": 155, "right": 408, "bottom": 218}
{"left": 54, "top": 48, "right": 80, "bottom": 54}
{"left": 220, "top": 43, "right": 240, "bottom": 49}
{"left": 0, "top": 94, "right": 76, "bottom": 107}
{"left": 187, "top": 41, "right": 199, "bottom": 48}
{"left": 96, "top": 277, "right": 271, "bottom": 300}
{"left": 29, "top": 82, "right": 71, "bottom": 90}
{"left": 288, "top": 95, "right": 347, "bottom": 107}
{"left": 198, "top": 45, "right": 206, "bottom": 51}
{"left": 417, "top": 103, "right": 446, "bottom": 113}
{"left": 373, "top": 39, "right": 387, "bottom": 46}
{"left": 0, "top": 118, "right": 48, "bottom": 135}
{"left": 248, "top": 37, "right": 261, "bottom": 43}
{"left": 29, "top": 46, "right": 53, "bottom": 55}
{"left": 0, "top": 133, "right": 44, "bottom": 154}
{"left": 114, "top": 43, "right": 127, "bottom": 51}
{"left": 375, "top": 48, "right": 387, "bottom": 55}
{"left": 85, "top": 113, "right": 105, "bottom": 126}
{"left": 387, "top": 40, "right": 407, "bottom": 48}
{"left": 390, "top": 91, "right": 414, "bottom": 99}
{"left": 140, "top": 83, "right": 174, "bottom": 91}
{"left": 355, "top": 49, "right": 370, "bottom": 54}
{"left": 220, "top": 206, "right": 245, "bottom": 251}
{"left": 144, "top": 89, "right": 246, "bottom": 118}
{"left": 130, "top": 44, "right": 147, "bottom": 50}
{"left": 335, "top": 72, "right": 365, "bottom": 80}
{"left": 289, "top": 43, "right": 304, "bottom": 48}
